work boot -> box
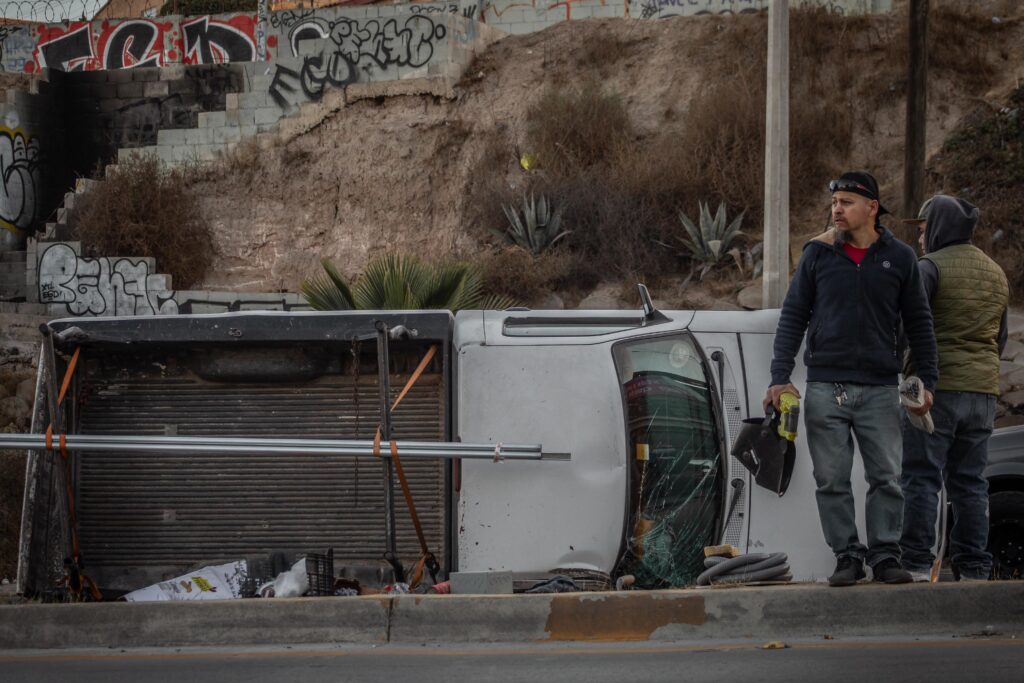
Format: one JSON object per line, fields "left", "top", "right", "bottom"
{"left": 828, "top": 556, "right": 865, "bottom": 587}
{"left": 872, "top": 558, "right": 912, "bottom": 584}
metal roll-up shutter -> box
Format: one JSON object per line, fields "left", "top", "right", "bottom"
{"left": 73, "top": 346, "right": 447, "bottom": 578}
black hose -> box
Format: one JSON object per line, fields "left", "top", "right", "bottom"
{"left": 696, "top": 552, "right": 791, "bottom": 586}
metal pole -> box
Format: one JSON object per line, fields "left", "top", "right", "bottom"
{"left": 903, "top": 0, "right": 929, "bottom": 243}
{"left": 762, "top": 0, "right": 790, "bottom": 309}
{"left": 375, "top": 321, "right": 402, "bottom": 580}
{"left": 0, "top": 433, "right": 560, "bottom": 459}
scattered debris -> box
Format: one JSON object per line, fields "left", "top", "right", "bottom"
{"left": 762, "top": 641, "right": 788, "bottom": 650}
{"left": 123, "top": 561, "right": 247, "bottom": 602}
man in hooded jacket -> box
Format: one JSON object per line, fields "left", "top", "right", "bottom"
{"left": 900, "top": 195, "right": 1008, "bottom": 582}
{"left": 766, "top": 171, "right": 938, "bottom": 587}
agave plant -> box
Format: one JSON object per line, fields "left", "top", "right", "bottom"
{"left": 496, "top": 193, "right": 570, "bottom": 255}
{"left": 658, "top": 201, "right": 745, "bottom": 281}
{"left": 301, "top": 254, "right": 518, "bottom": 312}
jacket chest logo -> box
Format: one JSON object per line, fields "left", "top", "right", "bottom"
{"left": 882, "top": 260, "right": 891, "bottom": 269}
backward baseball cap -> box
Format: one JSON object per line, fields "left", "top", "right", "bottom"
{"left": 830, "top": 171, "right": 890, "bottom": 216}
{"left": 901, "top": 196, "right": 935, "bottom": 224}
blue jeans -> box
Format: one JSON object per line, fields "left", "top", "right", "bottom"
{"left": 900, "top": 390, "right": 996, "bottom": 579}
{"left": 804, "top": 382, "right": 904, "bottom": 568}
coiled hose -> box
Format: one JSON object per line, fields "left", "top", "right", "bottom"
{"left": 695, "top": 552, "right": 792, "bottom": 586}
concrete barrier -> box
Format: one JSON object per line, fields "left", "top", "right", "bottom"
{"left": 1, "top": 582, "right": 1021, "bottom": 650}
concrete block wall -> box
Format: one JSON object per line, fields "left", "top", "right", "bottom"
{"left": 30, "top": 239, "right": 311, "bottom": 317}
{"left": 115, "top": 9, "right": 503, "bottom": 165}
{"left": 63, "top": 63, "right": 247, "bottom": 175}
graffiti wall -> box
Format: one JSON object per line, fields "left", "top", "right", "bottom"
{"left": 0, "top": 82, "right": 61, "bottom": 242}
{"left": 0, "top": 1, "right": 894, "bottom": 72}
{"left": 267, "top": 8, "right": 453, "bottom": 110}
{"left": 34, "top": 241, "right": 311, "bottom": 315}
{"left": 0, "top": 125, "right": 42, "bottom": 236}
{"left": 4, "top": 13, "right": 264, "bottom": 73}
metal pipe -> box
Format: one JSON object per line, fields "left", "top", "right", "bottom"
{"left": 32, "top": 434, "right": 542, "bottom": 453}
{"left": 375, "top": 320, "right": 401, "bottom": 580}
{"left": 0, "top": 433, "right": 555, "bottom": 460}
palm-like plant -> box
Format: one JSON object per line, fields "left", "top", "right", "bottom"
{"left": 658, "top": 201, "right": 745, "bottom": 281}
{"left": 301, "top": 254, "right": 517, "bottom": 312}
{"left": 497, "top": 193, "right": 570, "bottom": 255}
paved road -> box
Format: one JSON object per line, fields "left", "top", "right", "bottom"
{"left": 3, "top": 637, "right": 1022, "bottom": 683}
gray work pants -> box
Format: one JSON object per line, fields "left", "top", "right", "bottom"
{"left": 804, "top": 381, "right": 904, "bottom": 568}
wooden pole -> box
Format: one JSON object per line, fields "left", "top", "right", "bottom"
{"left": 762, "top": 0, "right": 789, "bottom": 309}
{"left": 903, "top": 0, "right": 929, "bottom": 240}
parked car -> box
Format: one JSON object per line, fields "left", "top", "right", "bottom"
{"left": 986, "top": 426, "right": 1024, "bottom": 579}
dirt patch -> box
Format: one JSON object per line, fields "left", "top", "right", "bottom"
{"left": 190, "top": 10, "right": 1024, "bottom": 307}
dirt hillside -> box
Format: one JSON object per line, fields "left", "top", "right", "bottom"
{"left": 190, "top": 9, "right": 1024, "bottom": 306}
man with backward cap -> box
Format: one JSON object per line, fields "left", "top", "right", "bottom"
{"left": 766, "top": 171, "right": 938, "bottom": 586}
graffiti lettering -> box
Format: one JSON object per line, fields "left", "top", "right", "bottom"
{"left": 271, "top": 15, "right": 447, "bottom": 110}
{"left": 102, "top": 20, "right": 162, "bottom": 70}
{"left": 36, "top": 23, "right": 94, "bottom": 71}
{"left": 0, "top": 129, "right": 41, "bottom": 234}
{"left": 38, "top": 243, "right": 179, "bottom": 316}
{"left": 410, "top": 3, "right": 459, "bottom": 14}
{"left": 183, "top": 16, "right": 257, "bottom": 65}
{"left": 269, "top": 9, "right": 315, "bottom": 30}
{"left": 31, "top": 19, "right": 174, "bottom": 72}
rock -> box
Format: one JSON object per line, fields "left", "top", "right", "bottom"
{"left": 1000, "top": 360, "right": 1020, "bottom": 376}
{"left": 710, "top": 299, "right": 743, "bottom": 311}
{"left": 1005, "top": 366, "right": 1024, "bottom": 390}
{"left": 0, "top": 396, "right": 30, "bottom": 428}
{"left": 0, "top": 384, "right": 9, "bottom": 400}
{"left": 577, "top": 284, "right": 624, "bottom": 310}
{"left": 996, "top": 401, "right": 1008, "bottom": 418}
{"left": 995, "top": 414, "right": 1024, "bottom": 429}
{"left": 1007, "top": 309, "right": 1024, "bottom": 339}
{"left": 537, "top": 293, "right": 565, "bottom": 310}
{"left": 1002, "top": 339, "right": 1024, "bottom": 362}
{"left": 1001, "top": 390, "right": 1024, "bottom": 409}
{"left": 737, "top": 282, "right": 763, "bottom": 310}
{"left": 15, "top": 378, "right": 34, "bottom": 405}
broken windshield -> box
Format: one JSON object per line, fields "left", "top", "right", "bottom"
{"left": 612, "top": 334, "right": 724, "bottom": 588}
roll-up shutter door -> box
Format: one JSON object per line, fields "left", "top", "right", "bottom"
{"left": 73, "top": 346, "right": 446, "bottom": 574}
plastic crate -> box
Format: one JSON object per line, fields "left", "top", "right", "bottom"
{"left": 305, "top": 548, "right": 335, "bottom": 597}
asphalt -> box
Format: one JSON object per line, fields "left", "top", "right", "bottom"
{"left": 1, "top": 581, "right": 1022, "bottom": 650}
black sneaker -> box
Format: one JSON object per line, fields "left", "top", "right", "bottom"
{"left": 872, "top": 558, "right": 912, "bottom": 584}
{"left": 828, "top": 556, "right": 866, "bottom": 587}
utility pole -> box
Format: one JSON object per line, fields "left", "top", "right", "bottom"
{"left": 762, "top": 0, "right": 789, "bottom": 309}
{"left": 903, "top": 0, "right": 929, "bottom": 242}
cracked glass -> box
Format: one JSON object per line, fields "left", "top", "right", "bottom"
{"left": 613, "top": 334, "right": 724, "bottom": 588}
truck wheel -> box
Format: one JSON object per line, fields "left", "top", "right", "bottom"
{"left": 989, "top": 491, "right": 1024, "bottom": 580}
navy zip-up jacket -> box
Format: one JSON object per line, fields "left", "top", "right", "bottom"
{"left": 770, "top": 227, "right": 938, "bottom": 391}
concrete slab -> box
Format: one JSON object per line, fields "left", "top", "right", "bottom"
{"left": 0, "top": 582, "right": 1020, "bottom": 650}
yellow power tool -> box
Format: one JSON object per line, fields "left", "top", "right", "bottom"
{"left": 775, "top": 391, "right": 800, "bottom": 442}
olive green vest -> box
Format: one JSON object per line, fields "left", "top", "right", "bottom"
{"left": 924, "top": 244, "right": 1008, "bottom": 394}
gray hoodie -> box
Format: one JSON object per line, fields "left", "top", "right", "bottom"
{"left": 920, "top": 194, "right": 1007, "bottom": 352}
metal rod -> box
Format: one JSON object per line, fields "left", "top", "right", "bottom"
{"left": 375, "top": 320, "right": 401, "bottom": 578}
{"left": 28, "top": 434, "right": 543, "bottom": 453}
{"left": 0, "top": 433, "right": 554, "bottom": 459}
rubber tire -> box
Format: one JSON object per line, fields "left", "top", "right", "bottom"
{"left": 988, "top": 491, "right": 1024, "bottom": 580}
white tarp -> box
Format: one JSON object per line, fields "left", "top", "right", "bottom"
{"left": 123, "top": 561, "right": 247, "bottom": 602}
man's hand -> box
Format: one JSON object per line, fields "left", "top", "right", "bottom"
{"left": 764, "top": 383, "right": 801, "bottom": 412}
{"left": 907, "top": 388, "right": 934, "bottom": 416}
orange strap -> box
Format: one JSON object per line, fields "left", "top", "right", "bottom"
{"left": 44, "top": 347, "right": 100, "bottom": 601}
{"left": 373, "top": 345, "right": 439, "bottom": 587}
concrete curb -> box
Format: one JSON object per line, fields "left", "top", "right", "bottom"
{"left": 1, "top": 583, "right": 1022, "bottom": 650}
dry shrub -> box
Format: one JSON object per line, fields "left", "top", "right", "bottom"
{"left": 479, "top": 247, "right": 578, "bottom": 305}
{"left": 927, "top": 86, "right": 1024, "bottom": 299}
{"left": 73, "top": 154, "right": 213, "bottom": 289}
{"left": 525, "top": 79, "right": 632, "bottom": 177}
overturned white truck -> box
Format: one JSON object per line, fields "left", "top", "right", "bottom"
{"left": 16, "top": 300, "right": 875, "bottom": 597}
